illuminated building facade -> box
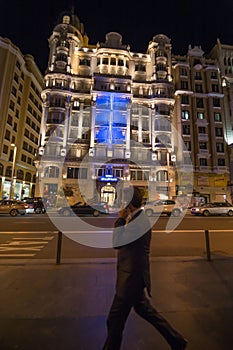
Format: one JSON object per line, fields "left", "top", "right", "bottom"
{"left": 210, "top": 39, "right": 233, "bottom": 200}
{"left": 35, "top": 10, "right": 231, "bottom": 206}
{"left": 173, "top": 46, "right": 230, "bottom": 203}
{"left": 0, "top": 37, "right": 43, "bottom": 200}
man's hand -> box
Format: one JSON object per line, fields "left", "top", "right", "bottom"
{"left": 118, "top": 207, "right": 130, "bottom": 220}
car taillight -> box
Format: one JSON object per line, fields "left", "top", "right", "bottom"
{"left": 24, "top": 204, "right": 29, "bottom": 208}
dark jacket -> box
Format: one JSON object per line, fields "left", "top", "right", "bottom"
{"left": 113, "top": 209, "right": 152, "bottom": 299}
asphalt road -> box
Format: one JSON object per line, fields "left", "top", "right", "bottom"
{"left": 0, "top": 213, "right": 233, "bottom": 261}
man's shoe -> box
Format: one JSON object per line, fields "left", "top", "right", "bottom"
{"left": 172, "top": 338, "right": 188, "bottom": 350}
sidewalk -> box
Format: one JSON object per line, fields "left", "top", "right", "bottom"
{"left": 0, "top": 256, "right": 233, "bottom": 350}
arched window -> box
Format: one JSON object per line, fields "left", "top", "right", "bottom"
{"left": 17, "top": 169, "right": 24, "bottom": 180}
{"left": 0, "top": 163, "right": 3, "bottom": 176}
{"left": 5, "top": 166, "right": 12, "bottom": 178}
{"left": 44, "top": 166, "right": 59, "bottom": 178}
{"left": 25, "top": 172, "right": 32, "bottom": 182}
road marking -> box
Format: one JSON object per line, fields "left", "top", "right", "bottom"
{"left": 0, "top": 231, "right": 57, "bottom": 234}
{"left": 12, "top": 237, "right": 54, "bottom": 240}
{"left": 0, "top": 254, "right": 34, "bottom": 257}
{"left": 0, "top": 246, "right": 44, "bottom": 251}
{"left": 0, "top": 236, "right": 54, "bottom": 257}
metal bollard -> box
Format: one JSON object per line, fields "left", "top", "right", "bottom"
{"left": 204, "top": 229, "right": 211, "bottom": 261}
{"left": 56, "top": 231, "right": 63, "bottom": 264}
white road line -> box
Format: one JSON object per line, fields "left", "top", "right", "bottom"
{"left": 0, "top": 231, "right": 57, "bottom": 234}
{"left": 11, "top": 237, "right": 54, "bottom": 240}
{"left": 0, "top": 247, "right": 43, "bottom": 251}
{"left": 0, "top": 254, "right": 35, "bottom": 257}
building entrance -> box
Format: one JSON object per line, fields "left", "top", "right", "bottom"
{"left": 101, "top": 185, "right": 116, "bottom": 206}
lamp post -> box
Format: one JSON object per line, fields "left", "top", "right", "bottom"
{"left": 10, "top": 143, "right": 17, "bottom": 200}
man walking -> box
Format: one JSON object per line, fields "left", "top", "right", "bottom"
{"left": 102, "top": 186, "right": 187, "bottom": 350}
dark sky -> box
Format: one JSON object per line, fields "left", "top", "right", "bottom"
{"left": 1, "top": 0, "right": 233, "bottom": 74}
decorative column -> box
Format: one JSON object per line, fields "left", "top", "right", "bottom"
{"left": 78, "top": 101, "right": 84, "bottom": 139}
{"left": 125, "top": 103, "right": 131, "bottom": 158}
{"left": 138, "top": 105, "right": 142, "bottom": 143}
{"left": 89, "top": 99, "right": 96, "bottom": 151}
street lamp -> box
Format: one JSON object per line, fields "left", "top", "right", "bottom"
{"left": 10, "top": 143, "right": 17, "bottom": 200}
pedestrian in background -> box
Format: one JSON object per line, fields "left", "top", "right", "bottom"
{"left": 102, "top": 186, "right": 187, "bottom": 350}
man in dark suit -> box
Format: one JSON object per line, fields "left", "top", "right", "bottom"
{"left": 102, "top": 186, "right": 187, "bottom": 350}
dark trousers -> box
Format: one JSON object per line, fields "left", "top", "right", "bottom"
{"left": 102, "top": 290, "right": 184, "bottom": 350}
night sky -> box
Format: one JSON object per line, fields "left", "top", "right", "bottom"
{"left": 1, "top": 0, "right": 233, "bottom": 74}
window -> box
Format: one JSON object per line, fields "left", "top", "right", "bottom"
{"left": 110, "top": 57, "right": 116, "bottom": 65}
{"left": 215, "top": 127, "right": 223, "bottom": 137}
{"left": 156, "top": 170, "right": 168, "bottom": 181}
{"left": 197, "top": 112, "right": 205, "bottom": 119}
{"left": 216, "top": 143, "right": 224, "bottom": 152}
{"left": 198, "top": 126, "right": 206, "bottom": 134}
{"left": 17, "top": 169, "right": 24, "bottom": 180}
{"left": 12, "top": 86, "right": 17, "bottom": 96}
{"left": 67, "top": 167, "right": 87, "bottom": 179}
{"left": 181, "top": 110, "right": 190, "bottom": 120}
{"left": 181, "top": 95, "right": 189, "bottom": 104}
{"left": 10, "top": 100, "right": 15, "bottom": 111}
{"left": 14, "top": 73, "right": 19, "bottom": 83}
{"left": 196, "top": 98, "right": 204, "bottom": 108}
{"left": 213, "top": 98, "right": 220, "bottom": 107}
{"left": 211, "top": 71, "right": 217, "bottom": 79}
{"left": 3, "top": 145, "right": 8, "bottom": 154}
{"left": 194, "top": 72, "right": 202, "bottom": 80}
{"left": 184, "top": 141, "right": 191, "bottom": 151}
{"left": 44, "top": 166, "right": 59, "bottom": 178}
{"left": 182, "top": 125, "right": 190, "bottom": 135}
{"left": 214, "top": 112, "right": 222, "bottom": 122}
{"left": 102, "top": 57, "right": 108, "bottom": 65}
{"left": 180, "top": 68, "right": 187, "bottom": 76}
{"left": 118, "top": 59, "right": 124, "bottom": 66}
{"left": 5, "top": 166, "right": 12, "bottom": 177}
{"left": 7, "top": 115, "right": 13, "bottom": 125}
{"left": 5, "top": 129, "right": 11, "bottom": 141}
{"left": 79, "top": 58, "right": 90, "bottom": 66}
{"left": 16, "top": 60, "right": 21, "bottom": 69}
{"left": 25, "top": 172, "right": 32, "bottom": 182}
{"left": 199, "top": 142, "right": 207, "bottom": 150}
{"left": 195, "top": 84, "right": 203, "bottom": 93}
{"left": 181, "top": 81, "right": 188, "bottom": 89}
{"left": 135, "top": 63, "right": 146, "bottom": 72}
{"left": 212, "top": 84, "right": 219, "bottom": 93}
{"left": 218, "top": 158, "right": 225, "bottom": 166}
{"left": 21, "top": 154, "right": 26, "bottom": 162}
{"left": 200, "top": 158, "right": 207, "bottom": 166}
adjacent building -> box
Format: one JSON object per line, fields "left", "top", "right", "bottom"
{"left": 34, "top": 10, "right": 232, "bottom": 207}
{"left": 0, "top": 37, "right": 43, "bottom": 199}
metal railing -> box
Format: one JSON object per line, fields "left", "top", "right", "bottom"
{"left": 55, "top": 229, "right": 215, "bottom": 264}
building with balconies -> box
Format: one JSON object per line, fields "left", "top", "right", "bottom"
{"left": 0, "top": 37, "right": 43, "bottom": 199}
{"left": 35, "top": 9, "right": 231, "bottom": 206}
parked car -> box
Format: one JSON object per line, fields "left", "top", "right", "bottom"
{"left": 143, "top": 199, "right": 183, "bottom": 217}
{"left": 22, "top": 197, "right": 46, "bottom": 214}
{"left": 57, "top": 201, "right": 110, "bottom": 217}
{"left": 190, "top": 202, "right": 233, "bottom": 216}
{"left": 0, "top": 199, "right": 27, "bottom": 216}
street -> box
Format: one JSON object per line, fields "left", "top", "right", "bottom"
{"left": 0, "top": 213, "right": 233, "bottom": 261}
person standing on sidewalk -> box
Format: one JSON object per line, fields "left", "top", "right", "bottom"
{"left": 102, "top": 186, "right": 187, "bottom": 350}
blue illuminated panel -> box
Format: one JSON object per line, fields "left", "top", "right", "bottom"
{"left": 95, "top": 94, "right": 129, "bottom": 145}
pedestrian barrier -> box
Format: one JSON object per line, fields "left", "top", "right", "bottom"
{"left": 55, "top": 229, "right": 214, "bottom": 264}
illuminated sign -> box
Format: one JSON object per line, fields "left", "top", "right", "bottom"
{"left": 99, "top": 174, "right": 118, "bottom": 182}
